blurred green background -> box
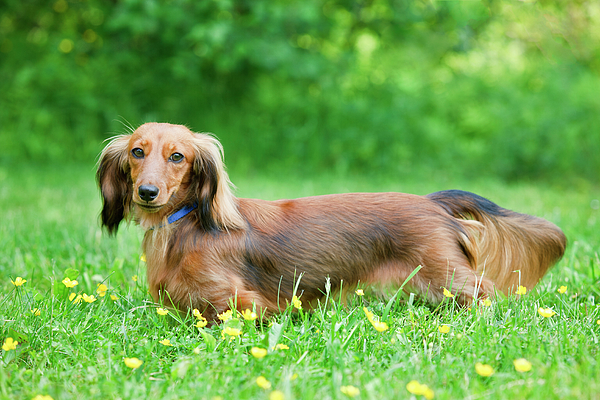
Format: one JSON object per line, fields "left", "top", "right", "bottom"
{"left": 1, "top": 0, "right": 599, "bottom": 182}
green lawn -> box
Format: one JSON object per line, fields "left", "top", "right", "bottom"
{"left": 1, "top": 163, "right": 599, "bottom": 400}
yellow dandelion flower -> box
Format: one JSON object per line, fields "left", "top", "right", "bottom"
{"left": 11, "top": 277, "right": 27, "bottom": 287}
{"left": 513, "top": 358, "right": 532, "bottom": 372}
{"left": 221, "top": 326, "right": 242, "bottom": 338}
{"left": 274, "top": 343, "right": 289, "bottom": 350}
{"left": 406, "top": 380, "right": 426, "bottom": 395}
{"left": 159, "top": 339, "right": 173, "bottom": 346}
{"left": 192, "top": 309, "right": 208, "bottom": 327}
{"left": 423, "top": 386, "right": 435, "bottom": 400}
{"left": 340, "top": 385, "right": 360, "bottom": 397}
{"left": 31, "top": 308, "right": 41, "bottom": 316}
{"left": 62, "top": 277, "right": 78, "bottom": 288}
{"left": 438, "top": 325, "right": 450, "bottom": 334}
{"left": 96, "top": 283, "right": 108, "bottom": 297}
{"left": 355, "top": 289, "right": 364, "bottom": 296}
{"left": 251, "top": 347, "right": 268, "bottom": 359}
{"left": 371, "top": 320, "right": 389, "bottom": 332}
{"left": 597, "top": 319, "right": 600, "bottom": 325}
{"left": 405, "top": 380, "right": 434, "bottom": 398}
{"left": 82, "top": 294, "right": 97, "bottom": 303}
{"left": 2, "top": 337, "right": 18, "bottom": 351}
{"left": 256, "top": 376, "right": 271, "bottom": 389}
{"left": 363, "top": 307, "right": 388, "bottom": 331}
{"left": 516, "top": 285, "right": 527, "bottom": 295}
{"left": 290, "top": 373, "right": 298, "bottom": 381}
{"left": 363, "top": 307, "right": 375, "bottom": 322}
{"left": 218, "top": 310, "right": 233, "bottom": 321}
{"left": 69, "top": 293, "right": 82, "bottom": 304}
{"left": 538, "top": 307, "right": 556, "bottom": 318}
{"left": 32, "top": 395, "right": 54, "bottom": 400}
{"left": 475, "top": 362, "right": 494, "bottom": 377}
{"left": 110, "top": 294, "right": 118, "bottom": 301}
{"left": 156, "top": 307, "right": 169, "bottom": 316}
{"left": 270, "top": 390, "right": 285, "bottom": 400}
{"left": 481, "top": 298, "right": 492, "bottom": 307}
{"left": 557, "top": 286, "right": 567, "bottom": 294}
{"left": 123, "top": 357, "right": 143, "bottom": 369}
{"left": 443, "top": 287, "right": 454, "bottom": 298}
{"left": 132, "top": 275, "right": 138, "bottom": 282}
{"left": 140, "top": 253, "right": 146, "bottom": 262}
{"left": 291, "top": 295, "right": 302, "bottom": 310}
{"left": 241, "top": 309, "right": 258, "bottom": 320}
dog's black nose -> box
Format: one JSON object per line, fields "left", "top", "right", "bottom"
{"left": 138, "top": 185, "right": 159, "bottom": 202}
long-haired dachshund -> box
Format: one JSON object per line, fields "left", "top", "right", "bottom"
{"left": 97, "top": 122, "right": 566, "bottom": 322}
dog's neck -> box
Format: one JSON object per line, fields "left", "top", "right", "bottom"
{"left": 166, "top": 202, "right": 198, "bottom": 225}
{"left": 138, "top": 202, "right": 198, "bottom": 231}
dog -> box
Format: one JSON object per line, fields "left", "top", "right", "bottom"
{"left": 97, "top": 122, "right": 566, "bottom": 322}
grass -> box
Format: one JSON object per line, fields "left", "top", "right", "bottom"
{"left": 1, "top": 163, "right": 599, "bottom": 400}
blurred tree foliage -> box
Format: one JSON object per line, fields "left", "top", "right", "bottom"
{"left": 1, "top": 0, "right": 599, "bottom": 181}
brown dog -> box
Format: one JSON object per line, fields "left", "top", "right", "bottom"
{"left": 97, "top": 122, "right": 566, "bottom": 322}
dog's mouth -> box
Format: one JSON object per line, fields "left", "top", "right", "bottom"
{"left": 135, "top": 203, "right": 164, "bottom": 213}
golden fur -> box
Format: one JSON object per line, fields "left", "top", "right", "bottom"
{"left": 97, "top": 122, "right": 567, "bottom": 322}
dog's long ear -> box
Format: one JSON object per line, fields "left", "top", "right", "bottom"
{"left": 191, "top": 133, "right": 244, "bottom": 231}
{"left": 96, "top": 135, "right": 132, "bottom": 235}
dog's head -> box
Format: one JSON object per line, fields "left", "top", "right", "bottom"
{"left": 97, "top": 122, "right": 243, "bottom": 234}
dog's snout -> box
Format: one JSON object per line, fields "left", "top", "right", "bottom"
{"left": 138, "top": 185, "right": 159, "bottom": 202}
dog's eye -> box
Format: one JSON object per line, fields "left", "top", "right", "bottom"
{"left": 131, "top": 148, "right": 144, "bottom": 159}
{"left": 169, "top": 153, "right": 184, "bottom": 163}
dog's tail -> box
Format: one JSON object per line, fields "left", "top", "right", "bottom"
{"left": 427, "top": 190, "right": 566, "bottom": 294}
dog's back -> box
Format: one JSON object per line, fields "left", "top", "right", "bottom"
{"left": 239, "top": 193, "right": 477, "bottom": 303}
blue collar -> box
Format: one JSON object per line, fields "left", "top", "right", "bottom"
{"left": 149, "top": 202, "right": 198, "bottom": 230}
{"left": 167, "top": 202, "right": 198, "bottom": 224}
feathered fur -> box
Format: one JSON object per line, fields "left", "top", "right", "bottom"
{"left": 97, "top": 122, "right": 567, "bottom": 322}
